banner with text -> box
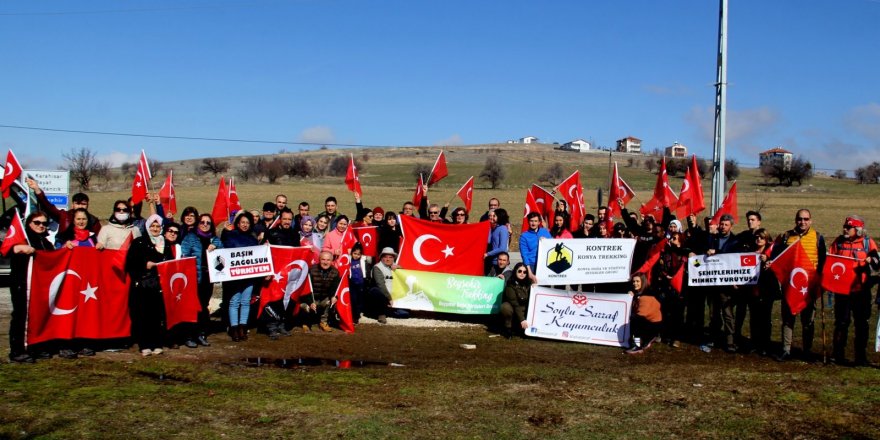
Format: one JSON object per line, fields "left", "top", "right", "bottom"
{"left": 526, "top": 285, "right": 631, "bottom": 347}
{"left": 535, "top": 238, "right": 636, "bottom": 285}
{"left": 687, "top": 252, "right": 760, "bottom": 286}
{"left": 390, "top": 268, "right": 504, "bottom": 314}
{"left": 207, "top": 245, "right": 275, "bottom": 283}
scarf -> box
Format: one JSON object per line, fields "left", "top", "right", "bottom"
{"left": 74, "top": 228, "right": 91, "bottom": 242}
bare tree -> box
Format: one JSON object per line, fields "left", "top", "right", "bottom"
{"left": 412, "top": 163, "right": 432, "bottom": 180}
{"left": 760, "top": 155, "right": 813, "bottom": 186}
{"left": 645, "top": 159, "right": 657, "bottom": 173}
{"left": 479, "top": 156, "right": 505, "bottom": 189}
{"left": 148, "top": 159, "right": 162, "bottom": 175}
{"left": 239, "top": 157, "right": 266, "bottom": 182}
{"left": 724, "top": 158, "right": 740, "bottom": 181}
{"left": 264, "top": 158, "right": 287, "bottom": 183}
{"left": 62, "top": 147, "right": 110, "bottom": 191}
{"left": 120, "top": 162, "right": 134, "bottom": 174}
{"left": 538, "top": 163, "right": 564, "bottom": 185}
{"left": 327, "top": 156, "right": 366, "bottom": 177}
{"left": 855, "top": 162, "right": 880, "bottom": 184}
{"left": 833, "top": 169, "right": 848, "bottom": 180}
{"left": 200, "top": 158, "right": 229, "bottom": 176}
{"left": 286, "top": 157, "right": 312, "bottom": 178}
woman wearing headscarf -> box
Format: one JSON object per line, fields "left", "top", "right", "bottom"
{"left": 97, "top": 200, "right": 141, "bottom": 250}
{"left": 6, "top": 211, "right": 55, "bottom": 363}
{"left": 126, "top": 214, "right": 174, "bottom": 357}
{"left": 220, "top": 211, "right": 260, "bottom": 341}
{"left": 299, "top": 215, "right": 320, "bottom": 265}
{"left": 180, "top": 213, "right": 223, "bottom": 346}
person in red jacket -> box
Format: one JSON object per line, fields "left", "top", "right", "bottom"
{"left": 829, "top": 215, "right": 879, "bottom": 366}
{"left": 26, "top": 177, "right": 101, "bottom": 236}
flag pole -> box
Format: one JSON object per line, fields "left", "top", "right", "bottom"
{"left": 820, "top": 291, "right": 827, "bottom": 364}
{"left": 446, "top": 177, "right": 471, "bottom": 207}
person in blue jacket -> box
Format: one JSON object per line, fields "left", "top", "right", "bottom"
{"left": 519, "top": 212, "right": 551, "bottom": 283}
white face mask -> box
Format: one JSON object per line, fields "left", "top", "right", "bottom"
{"left": 115, "top": 212, "right": 130, "bottom": 222}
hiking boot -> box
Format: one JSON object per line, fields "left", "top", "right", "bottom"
{"left": 141, "top": 349, "right": 152, "bottom": 357}
{"left": 377, "top": 315, "right": 387, "bottom": 324}
{"left": 775, "top": 351, "right": 791, "bottom": 362}
{"left": 301, "top": 325, "right": 312, "bottom": 333}
{"left": 230, "top": 326, "right": 240, "bottom": 342}
{"left": 79, "top": 348, "right": 96, "bottom": 357}
{"left": 268, "top": 331, "right": 281, "bottom": 341}
{"left": 239, "top": 326, "right": 248, "bottom": 341}
{"left": 197, "top": 335, "right": 211, "bottom": 347}
{"left": 58, "top": 349, "right": 78, "bottom": 360}
{"left": 184, "top": 340, "right": 198, "bottom": 349}
{"left": 319, "top": 322, "right": 333, "bottom": 332}
{"left": 9, "top": 353, "right": 35, "bottom": 364}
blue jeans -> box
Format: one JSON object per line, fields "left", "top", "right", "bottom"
{"left": 228, "top": 284, "right": 253, "bottom": 326}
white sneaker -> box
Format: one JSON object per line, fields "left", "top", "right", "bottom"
{"left": 151, "top": 348, "right": 164, "bottom": 355}
{"left": 141, "top": 349, "right": 152, "bottom": 357}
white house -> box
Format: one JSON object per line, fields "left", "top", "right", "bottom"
{"left": 759, "top": 147, "right": 793, "bottom": 170}
{"left": 561, "top": 139, "right": 591, "bottom": 152}
{"left": 665, "top": 142, "right": 687, "bottom": 158}
{"left": 520, "top": 136, "right": 539, "bottom": 144}
{"left": 616, "top": 136, "right": 642, "bottom": 153}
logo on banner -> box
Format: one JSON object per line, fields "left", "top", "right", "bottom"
{"left": 394, "top": 274, "right": 435, "bottom": 311}
{"left": 692, "top": 259, "right": 702, "bottom": 268}
{"left": 740, "top": 255, "right": 757, "bottom": 266}
{"left": 546, "top": 243, "right": 573, "bottom": 274}
{"left": 572, "top": 294, "right": 589, "bottom": 308}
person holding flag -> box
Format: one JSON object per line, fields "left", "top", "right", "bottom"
{"left": 770, "top": 209, "right": 826, "bottom": 361}
{"left": 827, "top": 215, "right": 878, "bottom": 366}
{"left": 125, "top": 215, "right": 175, "bottom": 356}
{"left": 27, "top": 178, "right": 101, "bottom": 236}
{"left": 301, "top": 251, "right": 341, "bottom": 332}
{"left": 220, "top": 212, "right": 260, "bottom": 341}
{"left": 749, "top": 228, "right": 779, "bottom": 356}
{"left": 97, "top": 200, "right": 141, "bottom": 249}
{"left": 180, "top": 213, "right": 223, "bottom": 347}
{"left": 6, "top": 211, "right": 54, "bottom": 363}
{"left": 322, "top": 215, "right": 353, "bottom": 260}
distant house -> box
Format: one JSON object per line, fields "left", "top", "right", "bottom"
{"left": 520, "top": 136, "right": 539, "bottom": 144}
{"left": 616, "top": 136, "right": 641, "bottom": 153}
{"left": 561, "top": 139, "right": 591, "bottom": 152}
{"left": 759, "top": 147, "right": 793, "bottom": 170}
{"left": 665, "top": 142, "right": 687, "bottom": 158}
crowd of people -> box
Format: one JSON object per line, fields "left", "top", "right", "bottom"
{"left": 5, "top": 178, "right": 879, "bottom": 368}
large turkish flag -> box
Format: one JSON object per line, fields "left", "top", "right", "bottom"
{"left": 261, "top": 246, "right": 313, "bottom": 314}
{"left": 770, "top": 240, "right": 818, "bottom": 314}
{"left": 156, "top": 257, "right": 201, "bottom": 329}
{"left": 353, "top": 226, "right": 378, "bottom": 258}
{"left": 27, "top": 247, "right": 131, "bottom": 345}
{"left": 821, "top": 254, "right": 858, "bottom": 295}
{"left": 398, "top": 216, "right": 489, "bottom": 276}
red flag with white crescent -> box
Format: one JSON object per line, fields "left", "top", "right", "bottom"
{"left": 617, "top": 174, "right": 635, "bottom": 206}
{"left": 640, "top": 158, "right": 679, "bottom": 218}
{"left": 456, "top": 176, "right": 474, "bottom": 213}
{"left": 27, "top": 247, "right": 131, "bottom": 346}
{"left": 211, "top": 177, "right": 229, "bottom": 225}
{"left": 353, "top": 226, "right": 378, "bottom": 258}
{"left": 555, "top": 170, "right": 584, "bottom": 232}
{"left": 157, "top": 257, "right": 201, "bottom": 329}
{"left": 522, "top": 189, "right": 542, "bottom": 232}
{"left": 159, "top": 170, "right": 177, "bottom": 215}
{"left": 605, "top": 162, "right": 624, "bottom": 232}
{"left": 821, "top": 254, "right": 858, "bottom": 294}
{"left": 427, "top": 151, "right": 448, "bottom": 186}
{"left": 0, "top": 208, "right": 27, "bottom": 257}
{"left": 412, "top": 174, "right": 426, "bottom": 207}
{"left": 676, "top": 155, "right": 706, "bottom": 218}
{"left": 1, "top": 150, "right": 23, "bottom": 198}
{"left": 335, "top": 268, "right": 355, "bottom": 333}
{"left": 710, "top": 181, "right": 738, "bottom": 225}
{"left": 227, "top": 177, "right": 242, "bottom": 222}
{"left": 261, "top": 246, "right": 313, "bottom": 315}
{"left": 398, "top": 216, "right": 489, "bottom": 276}
{"left": 131, "top": 150, "right": 152, "bottom": 206}
{"left": 344, "top": 154, "right": 362, "bottom": 195}
{"left": 769, "top": 240, "right": 818, "bottom": 315}
{"left": 530, "top": 184, "right": 555, "bottom": 222}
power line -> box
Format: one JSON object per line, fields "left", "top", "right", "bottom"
{"left": 0, "top": 123, "right": 386, "bottom": 149}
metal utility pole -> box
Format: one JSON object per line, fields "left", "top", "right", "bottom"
{"left": 711, "top": 0, "right": 728, "bottom": 214}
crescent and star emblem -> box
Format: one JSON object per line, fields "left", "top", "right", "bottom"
{"left": 568, "top": 185, "right": 577, "bottom": 199}
{"left": 362, "top": 233, "right": 373, "bottom": 246}
{"left": 830, "top": 262, "right": 847, "bottom": 280}
{"left": 682, "top": 179, "right": 690, "bottom": 193}
{"left": 789, "top": 267, "right": 810, "bottom": 296}
{"left": 339, "top": 287, "right": 350, "bottom": 306}
{"left": 5, "top": 163, "right": 12, "bottom": 176}
{"left": 7, "top": 223, "right": 15, "bottom": 239}
{"left": 48, "top": 269, "right": 85, "bottom": 315}
{"left": 169, "top": 273, "right": 188, "bottom": 301}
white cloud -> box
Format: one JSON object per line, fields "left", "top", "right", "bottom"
{"left": 643, "top": 84, "right": 691, "bottom": 96}
{"left": 434, "top": 134, "right": 463, "bottom": 146}
{"left": 844, "top": 103, "right": 880, "bottom": 142}
{"left": 685, "top": 105, "right": 781, "bottom": 147}
{"left": 98, "top": 151, "right": 140, "bottom": 167}
{"left": 297, "top": 126, "right": 336, "bottom": 144}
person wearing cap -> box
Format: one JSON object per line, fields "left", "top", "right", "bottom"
{"left": 253, "top": 201, "right": 278, "bottom": 240}
{"left": 829, "top": 215, "right": 879, "bottom": 366}
{"left": 771, "top": 208, "right": 826, "bottom": 361}
{"left": 372, "top": 207, "right": 385, "bottom": 224}
{"left": 369, "top": 247, "right": 399, "bottom": 324}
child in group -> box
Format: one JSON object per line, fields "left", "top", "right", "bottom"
{"left": 627, "top": 272, "right": 663, "bottom": 354}
{"left": 349, "top": 244, "right": 369, "bottom": 324}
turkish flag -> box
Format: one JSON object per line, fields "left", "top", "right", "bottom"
{"left": 617, "top": 174, "right": 635, "bottom": 206}
{"left": 821, "top": 254, "right": 858, "bottom": 294}
{"left": 398, "top": 216, "right": 489, "bottom": 276}
{"left": 456, "top": 176, "right": 474, "bottom": 212}
{"left": 640, "top": 158, "right": 679, "bottom": 218}
{"left": 1, "top": 150, "right": 23, "bottom": 198}
{"left": 156, "top": 257, "right": 201, "bottom": 329}
{"left": 131, "top": 150, "right": 152, "bottom": 206}
{"left": 345, "top": 154, "right": 362, "bottom": 195}
{"left": 335, "top": 268, "right": 355, "bottom": 333}
{"left": 770, "top": 240, "right": 818, "bottom": 315}
{"left": 676, "top": 155, "right": 706, "bottom": 218}
{"left": 555, "top": 170, "right": 584, "bottom": 231}
{"left": 740, "top": 254, "right": 758, "bottom": 266}
{"left": 27, "top": 247, "right": 131, "bottom": 346}
{"left": 211, "top": 177, "right": 228, "bottom": 225}
{"left": 427, "top": 151, "right": 448, "bottom": 186}
{"left": 0, "top": 208, "right": 27, "bottom": 257}
{"left": 353, "top": 226, "right": 378, "bottom": 258}
{"left": 605, "top": 162, "right": 625, "bottom": 232}
{"left": 633, "top": 238, "right": 668, "bottom": 283}
{"left": 333, "top": 230, "right": 356, "bottom": 272}
{"left": 522, "top": 189, "right": 542, "bottom": 232}
{"left": 412, "top": 174, "right": 426, "bottom": 207}
{"left": 530, "top": 184, "right": 555, "bottom": 222}
{"left": 670, "top": 262, "right": 685, "bottom": 294}
{"left": 227, "top": 177, "right": 242, "bottom": 222}
{"left": 158, "top": 170, "right": 177, "bottom": 215}
{"left": 710, "top": 181, "right": 738, "bottom": 225}
{"left": 261, "top": 246, "right": 313, "bottom": 315}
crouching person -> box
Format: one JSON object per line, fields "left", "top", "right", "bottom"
{"left": 300, "top": 251, "right": 340, "bottom": 332}
{"left": 627, "top": 272, "right": 662, "bottom": 354}
{"left": 499, "top": 262, "right": 532, "bottom": 338}
{"left": 368, "top": 247, "right": 398, "bottom": 324}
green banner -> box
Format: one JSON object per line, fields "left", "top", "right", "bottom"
{"left": 391, "top": 269, "right": 504, "bottom": 314}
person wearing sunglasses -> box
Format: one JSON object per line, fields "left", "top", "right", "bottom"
{"left": 499, "top": 262, "right": 533, "bottom": 339}
{"left": 828, "top": 215, "right": 879, "bottom": 366}
{"left": 6, "top": 212, "right": 55, "bottom": 363}
{"left": 180, "top": 214, "right": 223, "bottom": 347}
{"left": 770, "top": 208, "right": 826, "bottom": 362}
{"left": 97, "top": 200, "right": 141, "bottom": 250}
{"left": 26, "top": 178, "right": 102, "bottom": 237}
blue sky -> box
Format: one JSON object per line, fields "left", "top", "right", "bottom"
{"left": 2, "top": 0, "right": 878, "bottom": 173}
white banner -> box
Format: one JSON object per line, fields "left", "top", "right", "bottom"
{"left": 687, "top": 252, "right": 760, "bottom": 286}
{"left": 207, "top": 245, "right": 274, "bottom": 283}
{"left": 526, "top": 285, "right": 632, "bottom": 347}
{"left": 535, "top": 238, "right": 635, "bottom": 285}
